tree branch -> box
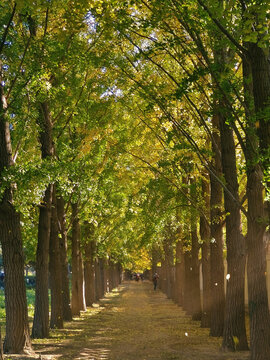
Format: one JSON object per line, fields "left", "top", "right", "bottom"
{"left": 7, "top": 36, "right": 31, "bottom": 99}
{"left": 196, "top": 0, "right": 248, "bottom": 56}
{"left": 0, "top": 3, "right": 16, "bottom": 54}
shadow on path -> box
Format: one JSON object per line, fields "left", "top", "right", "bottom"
{"left": 10, "top": 281, "right": 250, "bottom": 360}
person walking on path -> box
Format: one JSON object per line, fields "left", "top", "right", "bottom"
{"left": 152, "top": 272, "right": 159, "bottom": 290}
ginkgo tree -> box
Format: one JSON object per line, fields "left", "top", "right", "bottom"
{"left": 91, "top": 1, "right": 269, "bottom": 358}
{"left": 0, "top": 1, "right": 269, "bottom": 360}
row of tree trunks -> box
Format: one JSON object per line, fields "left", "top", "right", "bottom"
{"left": 157, "top": 220, "right": 201, "bottom": 322}
{"left": 33, "top": 185, "right": 72, "bottom": 337}
{"left": 71, "top": 215, "right": 122, "bottom": 313}
{"left": 211, "top": 35, "right": 248, "bottom": 349}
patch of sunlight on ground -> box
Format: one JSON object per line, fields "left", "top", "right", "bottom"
{"left": 75, "top": 347, "right": 110, "bottom": 360}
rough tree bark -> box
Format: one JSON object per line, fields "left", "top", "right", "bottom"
{"left": 218, "top": 105, "right": 248, "bottom": 351}
{"left": 175, "top": 234, "right": 185, "bottom": 306}
{"left": 95, "top": 258, "right": 103, "bottom": 301}
{"left": 108, "top": 260, "right": 114, "bottom": 292}
{"left": 84, "top": 222, "right": 96, "bottom": 307}
{"left": 103, "top": 259, "right": 109, "bottom": 294}
{"left": 0, "top": 199, "right": 32, "bottom": 354}
{"left": 32, "top": 101, "right": 54, "bottom": 338}
{"left": 49, "top": 185, "right": 63, "bottom": 329}
{"left": 99, "top": 259, "right": 105, "bottom": 299}
{"left": 56, "top": 195, "right": 72, "bottom": 321}
{"left": 151, "top": 245, "right": 160, "bottom": 280}
{"left": 78, "top": 248, "right": 86, "bottom": 311}
{"left": 0, "top": 326, "right": 3, "bottom": 360}
{"left": 200, "top": 176, "right": 211, "bottom": 328}
{"left": 243, "top": 50, "right": 270, "bottom": 360}
{"left": 163, "top": 228, "right": 174, "bottom": 299}
{"left": 209, "top": 114, "right": 225, "bottom": 337}
{"left": 190, "top": 180, "right": 202, "bottom": 321}
{"left": 32, "top": 186, "right": 52, "bottom": 339}
{"left": 71, "top": 202, "right": 80, "bottom": 316}
{"left": 183, "top": 250, "right": 193, "bottom": 315}
{"left": 159, "top": 258, "right": 166, "bottom": 293}
{"left": 0, "top": 65, "right": 32, "bottom": 353}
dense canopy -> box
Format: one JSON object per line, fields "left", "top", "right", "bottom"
{"left": 0, "top": 1, "right": 269, "bottom": 359}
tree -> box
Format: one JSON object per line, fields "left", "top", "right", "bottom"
{"left": 0, "top": 3, "right": 33, "bottom": 353}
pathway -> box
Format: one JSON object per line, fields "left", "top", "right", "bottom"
{"left": 11, "top": 281, "right": 250, "bottom": 360}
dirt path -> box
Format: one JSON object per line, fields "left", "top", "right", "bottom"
{"left": 10, "top": 281, "right": 250, "bottom": 360}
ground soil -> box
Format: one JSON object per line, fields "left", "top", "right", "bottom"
{"left": 6, "top": 281, "right": 250, "bottom": 360}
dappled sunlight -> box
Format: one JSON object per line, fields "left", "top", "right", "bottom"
{"left": 74, "top": 347, "right": 110, "bottom": 360}
{"left": 110, "top": 306, "right": 124, "bottom": 313}
{"left": 28, "top": 282, "right": 250, "bottom": 360}
{"left": 30, "top": 286, "right": 125, "bottom": 360}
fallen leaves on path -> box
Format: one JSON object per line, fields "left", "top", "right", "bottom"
{"left": 6, "top": 282, "right": 249, "bottom": 360}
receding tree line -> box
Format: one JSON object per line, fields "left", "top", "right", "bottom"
{"left": 0, "top": 1, "right": 269, "bottom": 360}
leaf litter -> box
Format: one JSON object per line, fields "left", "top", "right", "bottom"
{"left": 6, "top": 282, "right": 249, "bottom": 360}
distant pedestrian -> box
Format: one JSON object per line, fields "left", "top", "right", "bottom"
{"left": 152, "top": 272, "right": 159, "bottom": 290}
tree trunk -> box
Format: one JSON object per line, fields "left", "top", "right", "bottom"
{"left": 56, "top": 195, "right": 72, "bottom": 321}
{"left": 151, "top": 245, "right": 160, "bottom": 283}
{"left": 32, "top": 186, "right": 52, "bottom": 338}
{"left": 103, "top": 259, "right": 109, "bottom": 294}
{"left": 209, "top": 114, "right": 225, "bottom": 337}
{"left": 246, "top": 165, "right": 270, "bottom": 360}
{"left": 200, "top": 177, "right": 211, "bottom": 328}
{"left": 190, "top": 184, "right": 202, "bottom": 321}
{"left": 183, "top": 250, "right": 192, "bottom": 315}
{"left": 190, "top": 228, "right": 201, "bottom": 320}
{"left": 71, "top": 202, "right": 80, "bottom": 316}
{"left": 248, "top": 43, "right": 270, "bottom": 167}
{"left": 84, "top": 223, "right": 96, "bottom": 307}
{"left": 108, "top": 260, "right": 114, "bottom": 292}
{"left": 95, "top": 259, "right": 103, "bottom": 301}
{"left": 159, "top": 259, "right": 166, "bottom": 292}
{"left": 175, "top": 237, "right": 185, "bottom": 306}
{"left": 218, "top": 108, "right": 248, "bottom": 351}
{"left": 49, "top": 186, "right": 63, "bottom": 329}
{"left": 78, "top": 248, "right": 86, "bottom": 311}
{"left": 0, "top": 326, "right": 3, "bottom": 360}
{"left": 163, "top": 231, "right": 174, "bottom": 299}
{"left": 0, "top": 201, "right": 32, "bottom": 354}
{"left": 118, "top": 264, "right": 122, "bottom": 285}
{"left": 32, "top": 101, "right": 54, "bottom": 338}
{"left": 243, "top": 54, "right": 270, "bottom": 360}
{"left": 99, "top": 259, "right": 105, "bottom": 299}
{"left": 0, "top": 73, "right": 32, "bottom": 353}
